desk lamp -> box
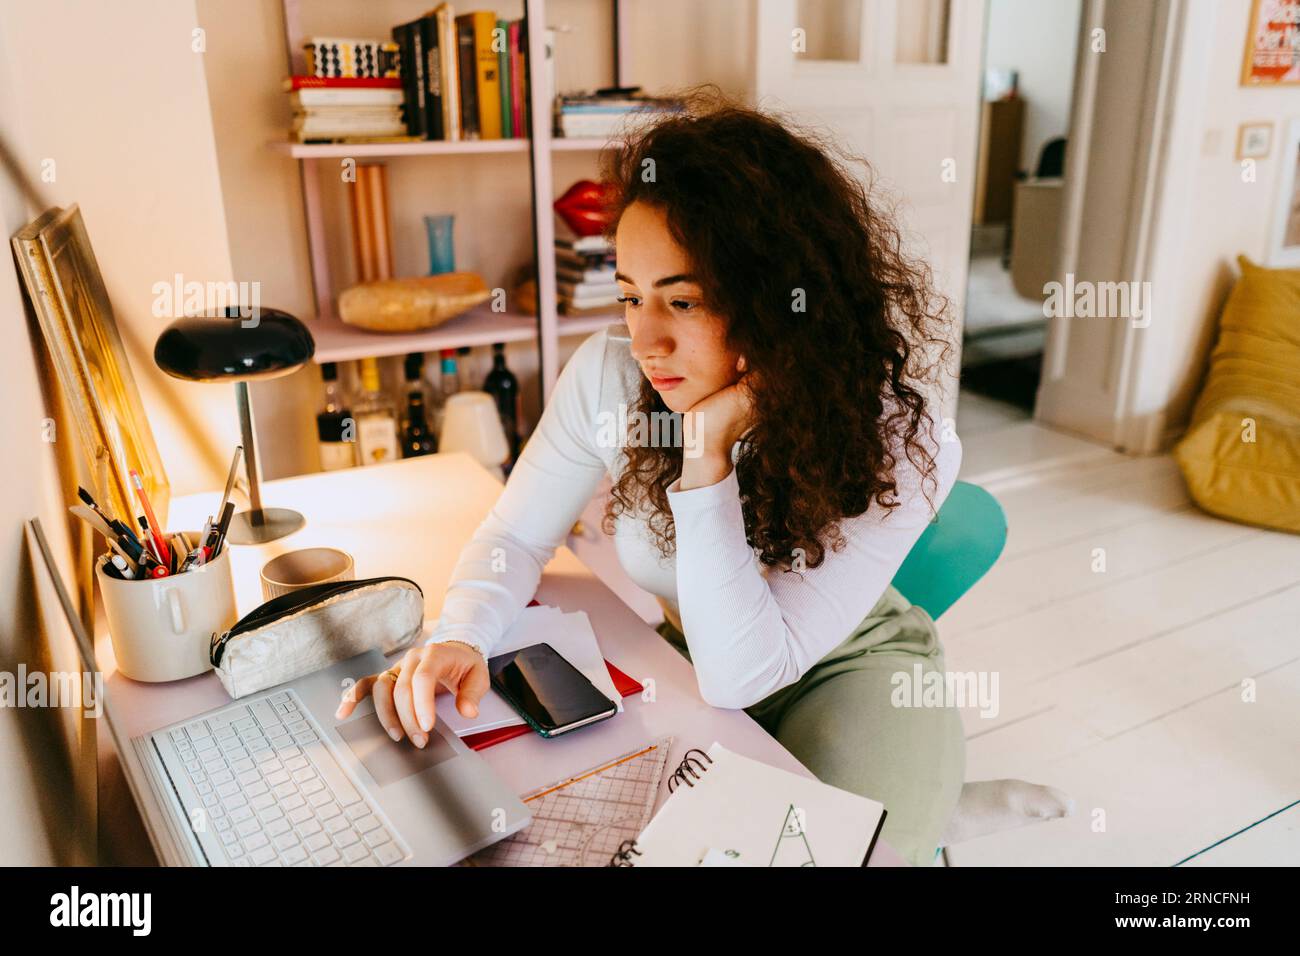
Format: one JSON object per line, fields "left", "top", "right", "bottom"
{"left": 154, "top": 307, "right": 315, "bottom": 544}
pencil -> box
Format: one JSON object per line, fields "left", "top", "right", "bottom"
{"left": 129, "top": 469, "right": 171, "bottom": 568}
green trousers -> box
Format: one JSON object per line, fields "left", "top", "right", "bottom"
{"left": 656, "top": 585, "right": 965, "bottom": 867}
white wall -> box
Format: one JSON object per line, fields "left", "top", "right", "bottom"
{"left": 0, "top": 0, "right": 241, "bottom": 863}
{"left": 1131, "top": 0, "right": 1300, "bottom": 444}
{"left": 985, "top": 0, "right": 1082, "bottom": 171}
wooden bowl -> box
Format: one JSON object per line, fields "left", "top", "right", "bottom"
{"left": 338, "top": 272, "right": 492, "bottom": 333}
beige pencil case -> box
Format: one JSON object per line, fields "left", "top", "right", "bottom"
{"left": 209, "top": 576, "right": 424, "bottom": 699}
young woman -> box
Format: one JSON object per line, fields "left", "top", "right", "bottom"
{"left": 337, "top": 94, "right": 965, "bottom": 866}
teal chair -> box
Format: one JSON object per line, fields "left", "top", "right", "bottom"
{"left": 889, "top": 480, "right": 1007, "bottom": 621}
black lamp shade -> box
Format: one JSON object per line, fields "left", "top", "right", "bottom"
{"left": 154, "top": 307, "right": 314, "bottom": 383}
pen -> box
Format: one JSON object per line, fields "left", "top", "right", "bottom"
{"left": 218, "top": 447, "right": 243, "bottom": 523}
{"left": 111, "top": 554, "right": 136, "bottom": 580}
{"left": 212, "top": 501, "right": 236, "bottom": 559}
{"left": 130, "top": 470, "right": 171, "bottom": 568}
{"left": 137, "top": 516, "right": 162, "bottom": 564}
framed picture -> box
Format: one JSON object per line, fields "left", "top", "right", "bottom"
{"left": 1267, "top": 119, "right": 1300, "bottom": 267}
{"left": 1236, "top": 121, "right": 1274, "bottom": 160}
{"left": 1241, "top": 0, "right": 1300, "bottom": 86}
{"left": 12, "top": 205, "right": 168, "bottom": 526}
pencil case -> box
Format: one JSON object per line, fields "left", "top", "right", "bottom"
{"left": 209, "top": 576, "right": 424, "bottom": 699}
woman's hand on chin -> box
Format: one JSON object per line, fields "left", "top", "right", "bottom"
{"left": 679, "top": 371, "right": 755, "bottom": 490}
{"left": 334, "top": 641, "right": 489, "bottom": 749}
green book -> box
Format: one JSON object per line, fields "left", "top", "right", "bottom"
{"left": 498, "top": 18, "right": 512, "bottom": 138}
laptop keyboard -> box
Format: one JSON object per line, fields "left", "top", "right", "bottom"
{"left": 160, "top": 689, "right": 411, "bottom": 867}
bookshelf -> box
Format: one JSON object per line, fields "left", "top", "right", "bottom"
{"left": 276, "top": 0, "right": 629, "bottom": 423}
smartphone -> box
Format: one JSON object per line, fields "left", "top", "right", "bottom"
{"left": 488, "top": 643, "right": 618, "bottom": 738}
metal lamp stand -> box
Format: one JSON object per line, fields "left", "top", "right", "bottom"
{"left": 226, "top": 381, "right": 305, "bottom": 545}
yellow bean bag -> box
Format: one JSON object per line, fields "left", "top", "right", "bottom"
{"left": 1174, "top": 256, "right": 1300, "bottom": 533}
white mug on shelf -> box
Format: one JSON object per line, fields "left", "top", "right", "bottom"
{"left": 438, "top": 390, "right": 510, "bottom": 481}
{"left": 96, "top": 537, "right": 237, "bottom": 683}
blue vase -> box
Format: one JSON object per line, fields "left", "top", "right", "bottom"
{"left": 424, "top": 214, "right": 456, "bottom": 275}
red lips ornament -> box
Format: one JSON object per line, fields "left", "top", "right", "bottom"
{"left": 553, "top": 179, "right": 616, "bottom": 237}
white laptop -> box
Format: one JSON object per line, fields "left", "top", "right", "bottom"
{"left": 134, "top": 650, "right": 531, "bottom": 867}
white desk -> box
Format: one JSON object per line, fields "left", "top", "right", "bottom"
{"left": 96, "top": 453, "right": 902, "bottom": 866}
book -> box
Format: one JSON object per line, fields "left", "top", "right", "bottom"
{"left": 557, "top": 263, "right": 616, "bottom": 284}
{"left": 434, "top": 4, "right": 461, "bottom": 141}
{"left": 418, "top": 14, "right": 445, "bottom": 140}
{"left": 455, "top": 15, "right": 480, "bottom": 139}
{"left": 497, "top": 18, "right": 512, "bottom": 139}
{"left": 508, "top": 20, "right": 526, "bottom": 138}
{"left": 612, "top": 743, "right": 887, "bottom": 867}
{"left": 289, "top": 88, "right": 404, "bottom": 107}
{"left": 303, "top": 38, "right": 400, "bottom": 78}
{"left": 291, "top": 110, "right": 406, "bottom": 140}
{"left": 284, "top": 76, "right": 403, "bottom": 91}
{"left": 556, "top": 234, "right": 614, "bottom": 256}
{"left": 464, "top": 12, "right": 501, "bottom": 140}
{"left": 557, "top": 278, "right": 619, "bottom": 298}
{"left": 391, "top": 20, "right": 427, "bottom": 138}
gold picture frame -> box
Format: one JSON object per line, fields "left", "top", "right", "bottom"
{"left": 12, "top": 205, "right": 168, "bottom": 526}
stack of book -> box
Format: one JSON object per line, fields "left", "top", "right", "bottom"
{"left": 287, "top": 76, "right": 408, "bottom": 143}
{"left": 554, "top": 90, "right": 683, "bottom": 140}
{"left": 391, "top": 5, "right": 528, "bottom": 141}
{"left": 556, "top": 234, "right": 618, "bottom": 316}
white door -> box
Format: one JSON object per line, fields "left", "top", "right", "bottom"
{"left": 753, "top": 0, "right": 986, "bottom": 419}
{"left": 1035, "top": 0, "right": 1176, "bottom": 451}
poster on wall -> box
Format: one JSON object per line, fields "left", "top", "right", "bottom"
{"left": 1242, "top": 0, "right": 1300, "bottom": 85}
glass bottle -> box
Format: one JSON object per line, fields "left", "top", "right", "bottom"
{"left": 482, "top": 342, "right": 521, "bottom": 469}
{"left": 353, "top": 357, "right": 400, "bottom": 466}
{"left": 401, "top": 391, "right": 436, "bottom": 458}
{"left": 432, "top": 348, "right": 460, "bottom": 438}
{"left": 316, "top": 362, "right": 357, "bottom": 471}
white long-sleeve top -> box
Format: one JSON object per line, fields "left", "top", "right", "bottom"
{"left": 428, "top": 324, "right": 962, "bottom": 709}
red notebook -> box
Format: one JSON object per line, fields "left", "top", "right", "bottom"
{"left": 461, "top": 600, "right": 642, "bottom": 751}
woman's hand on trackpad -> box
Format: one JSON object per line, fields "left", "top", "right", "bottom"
{"left": 335, "top": 642, "right": 489, "bottom": 749}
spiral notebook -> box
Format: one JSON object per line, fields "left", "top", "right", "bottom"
{"left": 611, "top": 742, "right": 887, "bottom": 867}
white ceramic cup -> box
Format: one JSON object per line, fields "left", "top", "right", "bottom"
{"left": 259, "top": 547, "right": 355, "bottom": 602}
{"left": 97, "top": 537, "right": 237, "bottom": 683}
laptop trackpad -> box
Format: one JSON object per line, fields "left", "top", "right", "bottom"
{"left": 336, "top": 717, "right": 457, "bottom": 787}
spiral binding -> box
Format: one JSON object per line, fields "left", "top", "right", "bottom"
{"left": 667, "top": 748, "right": 713, "bottom": 793}
{"left": 609, "top": 747, "right": 714, "bottom": 866}
{"left": 608, "top": 839, "right": 642, "bottom": 866}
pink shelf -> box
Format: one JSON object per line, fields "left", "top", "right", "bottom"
{"left": 557, "top": 313, "right": 621, "bottom": 336}
{"left": 270, "top": 139, "right": 530, "bottom": 159}
{"left": 550, "top": 137, "right": 620, "bottom": 152}
{"left": 308, "top": 303, "right": 538, "bottom": 363}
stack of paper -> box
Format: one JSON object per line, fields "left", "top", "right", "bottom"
{"left": 426, "top": 606, "right": 622, "bottom": 736}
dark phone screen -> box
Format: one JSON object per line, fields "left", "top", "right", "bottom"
{"left": 488, "top": 643, "right": 616, "bottom": 731}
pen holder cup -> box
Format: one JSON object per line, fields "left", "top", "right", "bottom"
{"left": 96, "top": 537, "right": 237, "bottom": 683}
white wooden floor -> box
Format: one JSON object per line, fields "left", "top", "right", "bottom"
{"left": 947, "top": 417, "right": 1300, "bottom": 866}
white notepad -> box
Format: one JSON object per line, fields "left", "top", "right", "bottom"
{"left": 624, "top": 743, "right": 887, "bottom": 867}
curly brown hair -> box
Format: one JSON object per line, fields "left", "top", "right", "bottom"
{"left": 600, "top": 89, "right": 953, "bottom": 572}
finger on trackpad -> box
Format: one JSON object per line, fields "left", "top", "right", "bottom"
{"left": 335, "top": 717, "right": 456, "bottom": 786}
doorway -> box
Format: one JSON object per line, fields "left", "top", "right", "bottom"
{"left": 958, "top": 0, "right": 1082, "bottom": 438}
